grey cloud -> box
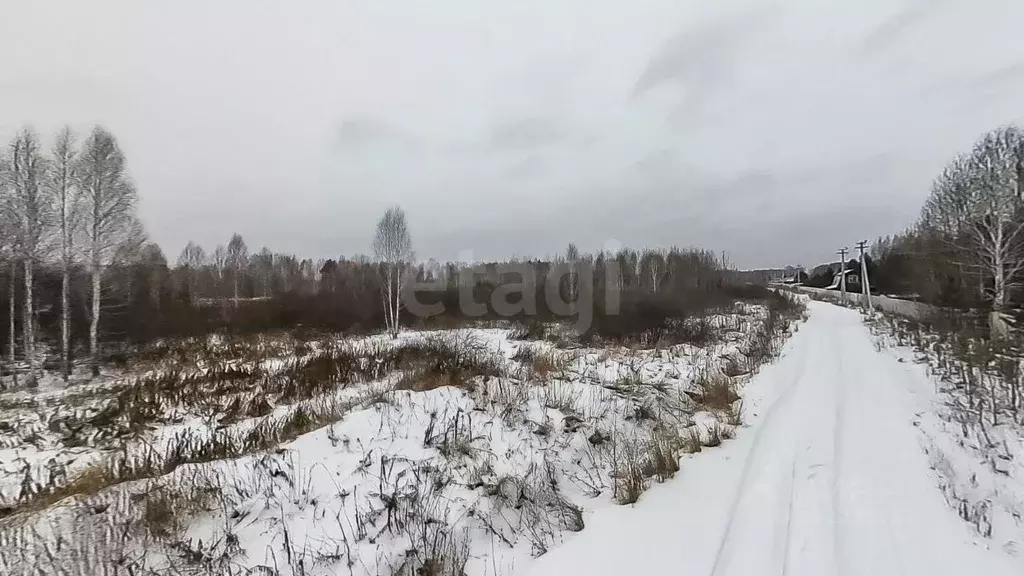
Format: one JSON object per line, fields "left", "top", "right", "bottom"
{"left": 632, "top": 9, "right": 771, "bottom": 100}
{"left": 503, "top": 154, "right": 548, "bottom": 180}
{"left": 3, "top": 0, "right": 1022, "bottom": 269}
{"left": 489, "top": 117, "right": 563, "bottom": 150}
{"left": 977, "top": 61, "right": 1024, "bottom": 90}
{"left": 336, "top": 117, "right": 416, "bottom": 151}
{"left": 860, "top": 1, "right": 942, "bottom": 53}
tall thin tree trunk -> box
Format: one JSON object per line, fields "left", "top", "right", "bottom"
{"left": 23, "top": 258, "right": 36, "bottom": 387}
{"left": 392, "top": 266, "right": 401, "bottom": 338}
{"left": 384, "top": 266, "right": 395, "bottom": 337}
{"left": 8, "top": 259, "right": 17, "bottom": 388}
{"left": 994, "top": 245, "right": 1006, "bottom": 311}
{"left": 62, "top": 253, "right": 70, "bottom": 381}
{"left": 90, "top": 263, "right": 101, "bottom": 377}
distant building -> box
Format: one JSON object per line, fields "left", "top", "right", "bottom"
{"left": 827, "top": 269, "right": 861, "bottom": 291}
{"left": 781, "top": 271, "right": 809, "bottom": 284}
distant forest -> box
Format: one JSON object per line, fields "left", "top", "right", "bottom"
{"left": 0, "top": 125, "right": 782, "bottom": 385}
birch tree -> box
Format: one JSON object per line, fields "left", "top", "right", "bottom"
{"left": 77, "top": 126, "right": 139, "bottom": 376}
{"left": 639, "top": 249, "right": 665, "bottom": 293}
{"left": 373, "top": 206, "right": 412, "bottom": 338}
{"left": 0, "top": 150, "right": 17, "bottom": 387}
{"left": 922, "top": 128, "right": 1024, "bottom": 313}
{"left": 6, "top": 129, "right": 51, "bottom": 387}
{"left": 49, "top": 127, "right": 79, "bottom": 380}
{"left": 212, "top": 244, "right": 227, "bottom": 297}
{"left": 919, "top": 127, "right": 1024, "bottom": 340}
{"left": 227, "top": 233, "right": 248, "bottom": 305}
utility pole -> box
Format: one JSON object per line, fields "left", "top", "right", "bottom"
{"left": 856, "top": 240, "right": 873, "bottom": 310}
{"left": 836, "top": 247, "right": 848, "bottom": 300}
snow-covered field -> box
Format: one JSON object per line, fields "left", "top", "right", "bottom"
{"left": 524, "top": 302, "right": 1024, "bottom": 576}
{"left": 0, "top": 302, "right": 800, "bottom": 576}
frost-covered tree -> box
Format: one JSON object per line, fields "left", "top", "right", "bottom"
{"left": 5, "top": 129, "right": 51, "bottom": 386}
{"left": 77, "top": 126, "right": 140, "bottom": 376}
{"left": 373, "top": 206, "right": 412, "bottom": 338}
{"left": 227, "top": 233, "right": 248, "bottom": 305}
{"left": 0, "top": 150, "right": 18, "bottom": 387}
{"left": 49, "top": 126, "right": 79, "bottom": 380}
{"left": 921, "top": 127, "right": 1024, "bottom": 314}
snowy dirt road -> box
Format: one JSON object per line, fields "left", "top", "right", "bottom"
{"left": 526, "top": 301, "right": 1020, "bottom": 576}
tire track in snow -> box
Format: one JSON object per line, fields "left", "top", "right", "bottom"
{"left": 784, "top": 317, "right": 841, "bottom": 576}
{"left": 856, "top": 330, "right": 911, "bottom": 576}
{"left": 832, "top": 319, "right": 847, "bottom": 576}
{"left": 708, "top": 324, "right": 816, "bottom": 576}
{"left": 779, "top": 459, "right": 798, "bottom": 576}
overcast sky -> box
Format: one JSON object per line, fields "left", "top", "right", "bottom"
{"left": 2, "top": 0, "right": 1024, "bottom": 269}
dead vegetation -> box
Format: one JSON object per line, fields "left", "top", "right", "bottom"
{"left": 0, "top": 293, "right": 806, "bottom": 576}
{"left": 512, "top": 343, "right": 568, "bottom": 379}
{"left": 610, "top": 427, "right": 684, "bottom": 505}
{"left": 394, "top": 332, "right": 506, "bottom": 392}
{"left": 691, "top": 373, "right": 740, "bottom": 412}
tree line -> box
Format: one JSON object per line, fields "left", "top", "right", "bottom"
{"left": 804, "top": 125, "right": 1024, "bottom": 319}
{"left": 0, "top": 125, "right": 781, "bottom": 388}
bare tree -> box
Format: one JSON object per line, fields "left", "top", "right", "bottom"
{"left": 253, "top": 246, "right": 274, "bottom": 297}
{"left": 565, "top": 242, "right": 580, "bottom": 303}
{"left": 639, "top": 249, "right": 665, "bottom": 293}
{"left": 5, "top": 129, "right": 51, "bottom": 387}
{"left": 0, "top": 150, "right": 17, "bottom": 388}
{"left": 49, "top": 126, "right": 79, "bottom": 380}
{"left": 6, "top": 258, "right": 15, "bottom": 388}
{"left": 922, "top": 129, "right": 1024, "bottom": 314}
{"left": 373, "top": 206, "right": 412, "bottom": 338}
{"left": 177, "top": 241, "right": 206, "bottom": 299}
{"left": 77, "top": 127, "right": 140, "bottom": 376}
{"left": 226, "top": 233, "right": 248, "bottom": 305}
{"left": 212, "top": 244, "right": 227, "bottom": 295}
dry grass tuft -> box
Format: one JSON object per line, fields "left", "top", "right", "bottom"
{"left": 702, "top": 422, "right": 735, "bottom": 448}
{"left": 612, "top": 428, "right": 681, "bottom": 505}
{"left": 724, "top": 398, "right": 744, "bottom": 426}
{"left": 394, "top": 332, "right": 505, "bottom": 393}
{"left": 680, "top": 428, "right": 703, "bottom": 454}
{"left": 513, "top": 344, "right": 568, "bottom": 380}
{"left": 508, "top": 321, "right": 546, "bottom": 341}
{"left": 694, "top": 374, "right": 740, "bottom": 411}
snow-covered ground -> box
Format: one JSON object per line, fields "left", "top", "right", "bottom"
{"left": 0, "top": 302, "right": 798, "bottom": 576}
{"left": 5, "top": 300, "right": 1018, "bottom": 575}
{"left": 525, "top": 302, "right": 1023, "bottom": 576}
{"left": 867, "top": 313, "right": 1024, "bottom": 557}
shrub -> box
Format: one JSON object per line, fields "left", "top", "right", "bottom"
{"left": 514, "top": 344, "right": 567, "bottom": 380}
{"left": 509, "top": 321, "right": 546, "bottom": 341}
{"left": 680, "top": 428, "right": 703, "bottom": 454}
{"left": 703, "top": 423, "right": 735, "bottom": 448}
{"left": 395, "top": 332, "right": 504, "bottom": 391}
